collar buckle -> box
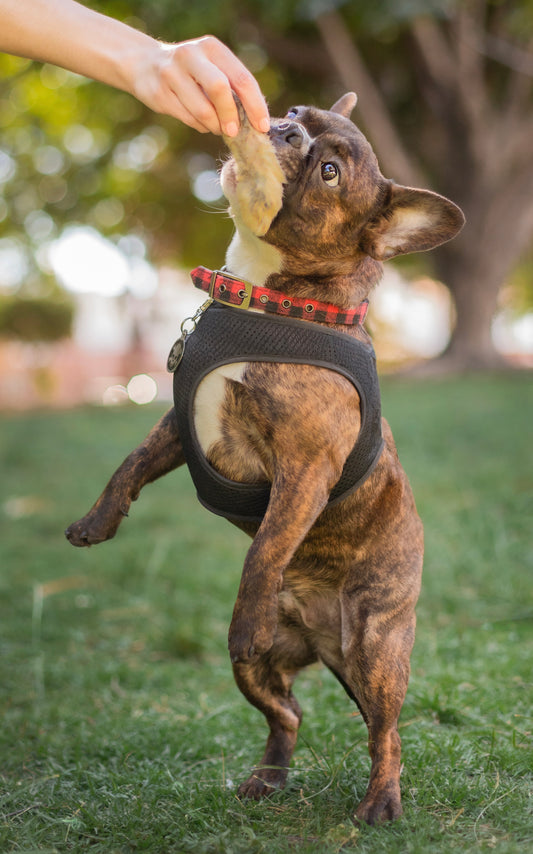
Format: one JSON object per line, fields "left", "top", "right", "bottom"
{"left": 209, "top": 269, "right": 253, "bottom": 310}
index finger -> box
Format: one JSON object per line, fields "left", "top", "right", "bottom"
{"left": 205, "top": 38, "right": 270, "bottom": 134}
{"left": 228, "top": 71, "right": 270, "bottom": 134}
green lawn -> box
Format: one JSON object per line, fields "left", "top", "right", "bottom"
{"left": 1, "top": 374, "right": 532, "bottom": 853}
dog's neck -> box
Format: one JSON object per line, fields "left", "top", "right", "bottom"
{"left": 225, "top": 224, "right": 382, "bottom": 309}
{"left": 224, "top": 226, "right": 282, "bottom": 285}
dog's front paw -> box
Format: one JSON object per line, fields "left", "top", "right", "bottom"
{"left": 65, "top": 505, "right": 128, "bottom": 547}
{"left": 228, "top": 607, "right": 278, "bottom": 663}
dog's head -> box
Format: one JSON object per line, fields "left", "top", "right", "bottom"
{"left": 221, "top": 93, "right": 464, "bottom": 281}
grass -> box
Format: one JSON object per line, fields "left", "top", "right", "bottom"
{"left": 0, "top": 373, "right": 532, "bottom": 853}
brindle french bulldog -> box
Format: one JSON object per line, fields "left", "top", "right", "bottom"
{"left": 66, "top": 93, "right": 464, "bottom": 824}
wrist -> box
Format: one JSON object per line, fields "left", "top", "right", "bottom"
{"left": 77, "top": 16, "right": 158, "bottom": 97}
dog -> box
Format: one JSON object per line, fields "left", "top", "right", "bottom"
{"left": 66, "top": 93, "right": 464, "bottom": 824}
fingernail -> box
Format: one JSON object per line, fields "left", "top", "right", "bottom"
{"left": 259, "top": 118, "right": 270, "bottom": 133}
{"left": 224, "top": 121, "right": 238, "bottom": 137}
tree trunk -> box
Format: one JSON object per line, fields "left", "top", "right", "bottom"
{"left": 313, "top": 7, "right": 533, "bottom": 372}
{"left": 436, "top": 165, "right": 533, "bottom": 369}
{"left": 435, "top": 243, "right": 504, "bottom": 369}
{"left": 315, "top": 10, "right": 423, "bottom": 187}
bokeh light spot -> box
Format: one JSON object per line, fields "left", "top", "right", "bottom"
{"left": 127, "top": 373, "right": 158, "bottom": 405}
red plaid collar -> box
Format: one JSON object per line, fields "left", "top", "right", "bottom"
{"left": 190, "top": 266, "right": 368, "bottom": 326}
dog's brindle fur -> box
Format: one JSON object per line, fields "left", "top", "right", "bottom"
{"left": 66, "top": 94, "right": 464, "bottom": 824}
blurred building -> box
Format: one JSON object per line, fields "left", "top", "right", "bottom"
{"left": 0, "top": 263, "right": 203, "bottom": 410}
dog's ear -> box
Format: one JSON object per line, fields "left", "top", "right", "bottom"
{"left": 331, "top": 92, "right": 358, "bottom": 118}
{"left": 360, "top": 185, "right": 465, "bottom": 260}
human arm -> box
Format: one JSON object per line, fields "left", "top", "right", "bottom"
{"left": 0, "top": 0, "right": 270, "bottom": 136}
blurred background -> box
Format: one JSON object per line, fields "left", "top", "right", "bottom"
{"left": 1, "top": 8, "right": 532, "bottom": 846}
{"left": 1, "top": 0, "right": 532, "bottom": 411}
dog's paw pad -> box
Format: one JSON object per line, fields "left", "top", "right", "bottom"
{"left": 355, "top": 790, "right": 402, "bottom": 825}
{"left": 237, "top": 774, "right": 282, "bottom": 801}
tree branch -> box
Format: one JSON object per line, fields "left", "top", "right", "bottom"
{"left": 455, "top": 4, "right": 491, "bottom": 120}
{"left": 454, "top": 7, "right": 533, "bottom": 136}
{"left": 504, "top": 115, "right": 533, "bottom": 174}
{"left": 259, "top": 29, "right": 335, "bottom": 78}
{"left": 410, "top": 13, "right": 495, "bottom": 171}
{"left": 314, "top": 9, "right": 424, "bottom": 187}
{"left": 410, "top": 16, "right": 457, "bottom": 93}
{"left": 471, "top": 28, "right": 533, "bottom": 75}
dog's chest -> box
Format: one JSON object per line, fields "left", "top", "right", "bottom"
{"left": 193, "top": 362, "right": 271, "bottom": 483}
{"left": 194, "top": 363, "right": 246, "bottom": 453}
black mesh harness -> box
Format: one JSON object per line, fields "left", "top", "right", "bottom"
{"left": 172, "top": 301, "right": 384, "bottom": 522}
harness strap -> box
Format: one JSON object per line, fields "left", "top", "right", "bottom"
{"left": 172, "top": 301, "right": 384, "bottom": 522}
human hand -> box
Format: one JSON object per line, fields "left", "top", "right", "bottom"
{"left": 132, "top": 35, "right": 270, "bottom": 137}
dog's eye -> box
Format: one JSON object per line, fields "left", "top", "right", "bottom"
{"left": 321, "top": 162, "right": 339, "bottom": 187}
{"left": 286, "top": 108, "right": 298, "bottom": 118}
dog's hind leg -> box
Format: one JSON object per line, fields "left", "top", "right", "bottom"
{"left": 233, "top": 617, "right": 316, "bottom": 799}
{"left": 338, "top": 571, "right": 420, "bottom": 825}
{"left": 66, "top": 407, "right": 184, "bottom": 547}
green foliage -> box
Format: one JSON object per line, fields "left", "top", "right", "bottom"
{"left": 340, "top": 0, "right": 452, "bottom": 34}
{"left": 0, "top": 52, "right": 213, "bottom": 268}
{"left": 1, "top": 0, "right": 533, "bottom": 350}
{"left": 0, "top": 291, "right": 73, "bottom": 341}
{"left": 506, "top": 249, "right": 533, "bottom": 313}
{"left": 1, "top": 2, "right": 532, "bottom": 264}
{"left": 0, "top": 375, "right": 532, "bottom": 851}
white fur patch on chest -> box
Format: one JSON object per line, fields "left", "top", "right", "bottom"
{"left": 193, "top": 362, "right": 247, "bottom": 454}
{"left": 192, "top": 201, "right": 282, "bottom": 457}
{"left": 225, "top": 227, "right": 282, "bottom": 285}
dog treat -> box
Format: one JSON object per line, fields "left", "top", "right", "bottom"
{"left": 222, "top": 102, "right": 285, "bottom": 236}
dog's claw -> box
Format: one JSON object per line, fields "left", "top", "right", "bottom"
{"left": 65, "top": 497, "right": 132, "bottom": 547}
{"left": 238, "top": 767, "right": 288, "bottom": 800}
{"left": 65, "top": 524, "right": 93, "bottom": 547}
{"left": 228, "top": 589, "right": 280, "bottom": 662}
{"left": 229, "top": 648, "right": 257, "bottom": 665}
{"left": 228, "top": 618, "right": 277, "bottom": 664}
{"left": 230, "top": 92, "right": 247, "bottom": 126}
{"left": 355, "top": 786, "right": 403, "bottom": 825}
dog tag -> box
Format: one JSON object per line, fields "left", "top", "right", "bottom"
{"left": 166, "top": 336, "right": 186, "bottom": 372}
{"left": 166, "top": 298, "right": 214, "bottom": 373}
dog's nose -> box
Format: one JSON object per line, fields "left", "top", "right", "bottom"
{"left": 272, "top": 121, "right": 306, "bottom": 149}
